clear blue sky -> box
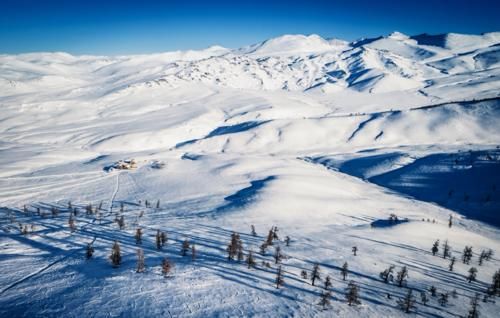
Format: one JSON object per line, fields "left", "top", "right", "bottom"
{"left": 1, "top": 0, "right": 499, "bottom": 55}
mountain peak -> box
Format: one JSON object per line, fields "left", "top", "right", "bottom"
{"left": 238, "top": 34, "right": 336, "bottom": 56}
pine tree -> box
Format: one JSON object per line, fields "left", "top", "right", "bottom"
{"left": 156, "top": 230, "right": 162, "bottom": 250}
{"left": 420, "top": 291, "right": 428, "bottom": 306}
{"left": 227, "top": 232, "right": 242, "bottom": 261}
{"left": 449, "top": 257, "right": 456, "bottom": 271}
{"left": 246, "top": 251, "right": 256, "bottom": 269}
{"left": 318, "top": 290, "right": 331, "bottom": 310}
{"left": 438, "top": 293, "right": 448, "bottom": 306}
{"left": 463, "top": 246, "right": 473, "bottom": 264}
{"left": 273, "top": 226, "right": 279, "bottom": 240}
{"left": 467, "top": 293, "right": 480, "bottom": 318}
{"left": 161, "top": 257, "right": 173, "bottom": 277}
{"left": 117, "top": 215, "right": 125, "bottom": 230}
{"left": 311, "top": 264, "right": 321, "bottom": 286}
{"left": 136, "top": 248, "right": 145, "bottom": 273}
{"left": 110, "top": 241, "right": 121, "bottom": 267}
{"left": 397, "top": 289, "right": 417, "bottom": 313}
{"left": 86, "top": 243, "right": 94, "bottom": 259}
{"left": 275, "top": 266, "right": 284, "bottom": 289}
{"left": 324, "top": 275, "right": 332, "bottom": 290}
{"left": 489, "top": 269, "right": 500, "bottom": 296}
{"left": 181, "top": 239, "right": 190, "bottom": 256}
{"left": 478, "top": 250, "right": 487, "bottom": 266}
{"left": 380, "top": 265, "right": 395, "bottom": 283}
{"left": 448, "top": 214, "right": 453, "bottom": 228}
{"left": 341, "top": 262, "right": 349, "bottom": 281}
{"left": 160, "top": 231, "right": 167, "bottom": 246}
{"left": 68, "top": 214, "right": 76, "bottom": 232}
{"left": 484, "top": 249, "right": 494, "bottom": 261}
{"left": 396, "top": 266, "right": 408, "bottom": 287}
{"left": 135, "top": 228, "right": 142, "bottom": 245}
{"left": 285, "top": 236, "right": 290, "bottom": 247}
{"left": 352, "top": 246, "right": 358, "bottom": 256}
{"left": 191, "top": 244, "right": 196, "bottom": 261}
{"left": 442, "top": 240, "right": 451, "bottom": 259}
{"left": 301, "top": 269, "right": 308, "bottom": 279}
{"left": 266, "top": 229, "right": 274, "bottom": 246}
{"left": 259, "top": 243, "right": 268, "bottom": 256}
{"left": 345, "top": 281, "right": 361, "bottom": 306}
{"left": 432, "top": 239, "right": 440, "bottom": 256}
{"left": 467, "top": 267, "right": 478, "bottom": 283}
{"left": 274, "top": 246, "right": 283, "bottom": 264}
{"left": 156, "top": 200, "right": 160, "bottom": 209}
{"left": 251, "top": 225, "right": 257, "bottom": 237}
{"left": 429, "top": 286, "right": 437, "bottom": 297}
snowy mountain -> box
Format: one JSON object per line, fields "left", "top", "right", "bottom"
{"left": 1, "top": 32, "right": 500, "bottom": 317}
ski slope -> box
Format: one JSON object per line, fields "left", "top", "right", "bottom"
{"left": 1, "top": 31, "right": 500, "bottom": 317}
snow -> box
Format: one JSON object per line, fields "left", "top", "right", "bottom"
{"left": 1, "top": 31, "right": 500, "bottom": 317}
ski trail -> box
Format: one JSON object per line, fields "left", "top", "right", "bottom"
{"left": 0, "top": 173, "right": 122, "bottom": 296}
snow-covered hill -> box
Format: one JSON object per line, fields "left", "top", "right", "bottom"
{"left": 1, "top": 32, "right": 500, "bottom": 317}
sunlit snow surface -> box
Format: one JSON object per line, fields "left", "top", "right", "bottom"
{"left": 1, "top": 32, "right": 500, "bottom": 317}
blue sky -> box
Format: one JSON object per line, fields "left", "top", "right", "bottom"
{"left": 1, "top": 0, "right": 499, "bottom": 55}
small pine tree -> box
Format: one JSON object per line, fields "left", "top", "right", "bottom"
{"left": 463, "top": 246, "right": 473, "bottom": 264}
{"left": 478, "top": 250, "right": 487, "bottom": 266}
{"left": 420, "top": 291, "right": 428, "bottom": 306}
{"left": 449, "top": 257, "right": 456, "bottom": 271}
{"left": 237, "top": 243, "right": 244, "bottom": 262}
{"left": 246, "top": 251, "right": 256, "bottom": 269}
{"left": 489, "top": 269, "right": 500, "bottom": 296}
{"left": 431, "top": 239, "right": 440, "bottom": 256}
{"left": 136, "top": 248, "right": 145, "bottom": 273}
{"left": 397, "top": 289, "right": 417, "bottom": 313}
{"left": 301, "top": 269, "right": 308, "bottom": 279}
{"left": 396, "top": 266, "right": 409, "bottom": 287}
{"left": 318, "top": 290, "right": 332, "bottom": 310}
{"left": 160, "top": 231, "right": 167, "bottom": 246}
{"left": 275, "top": 266, "right": 284, "bottom": 289}
{"left": 266, "top": 229, "right": 274, "bottom": 246}
{"left": 118, "top": 215, "right": 125, "bottom": 230}
{"left": 273, "top": 226, "right": 279, "bottom": 240}
{"left": 442, "top": 240, "right": 451, "bottom": 259}
{"left": 259, "top": 243, "right": 268, "bottom": 256}
{"left": 448, "top": 214, "right": 453, "bottom": 228}
{"left": 438, "top": 293, "right": 448, "bottom": 306}
{"left": 110, "top": 241, "right": 121, "bottom": 267}
{"left": 285, "top": 236, "right": 290, "bottom": 247}
{"left": 227, "top": 232, "right": 242, "bottom": 261}
{"left": 135, "top": 228, "right": 142, "bottom": 245}
{"left": 86, "top": 243, "right": 94, "bottom": 259}
{"left": 467, "top": 267, "right": 478, "bottom": 283}
{"left": 341, "top": 262, "right": 349, "bottom": 281}
{"left": 191, "top": 244, "right": 196, "bottom": 261}
{"left": 161, "top": 258, "right": 173, "bottom": 277}
{"left": 251, "top": 225, "right": 257, "bottom": 237}
{"left": 181, "top": 239, "right": 190, "bottom": 256}
{"left": 429, "top": 286, "right": 437, "bottom": 297}
{"left": 156, "top": 230, "right": 162, "bottom": 250}
{"left": 467, "top": 293, "right": 480, "bottom": 318}
{"left": 345, "top": 281, "right": 361, "bottom": 306}
{"left": 311, "top": 264, "right": 321, "bottom": 286}
{"left": 380, "top": 265, "right": 395, "bottom": 283}
{"left": 484, "top": 249, "right": 494, "bottom": 261}
{"left": 68, "top": 214, "right": 76, "bottom": 232}
{"left": 156, "top": 200, "right": 160, "bottom": 209}
{"left": 274, "top": 246, "right": 283, "bottom": 264}
{"left": 324, "top": 275, "right": 332, "bottom": 290}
